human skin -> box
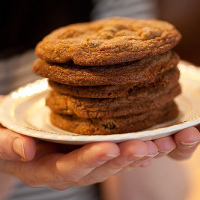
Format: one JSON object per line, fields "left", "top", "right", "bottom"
{"left": 0, "top": 95, "right": 199, "bottom": 195}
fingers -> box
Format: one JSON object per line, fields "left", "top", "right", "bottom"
{"left": 7, "top": 142, "right": 120, "bottom": 189}
{"left": 168, "top": 127, "right": 200, "bottom": 160}
{"left": 119, "top": 141, "right": 158, "bottom": 173}
{"left": 53, "top": 142, "right": 120, "bottom": 184}
{"left": 3, "top": 125, "right": 199, "bottom": 191}
{"left": 2, "top": 140, "right": 157, "bottom": 190}
{"left": 0, "top": 125, "right": 36, "bottom": 161}
{"left": 79, "top": 140, "right": 158, "bottom": 185}
{"left": 153, "top": 136, "right": 176, "bottom": 157}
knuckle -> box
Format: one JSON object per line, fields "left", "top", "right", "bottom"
{"left": 107, "top": 159, "right": 124, "bottom": 170}
{"left": 50, "top": 184, "right": 72, "bottom": 191}
{"left": 76, "top": 148, "right": 99, "bottom": 169}
{"left": 76, "top": 154, "right": 94, "bottom": 169}
{"left": 54, "top": 168, "right": 80, "bottom": 184}
{"left": 22, "top": 179, "right": 39, "bottom": 188}
{"left": 117, "top": 166, "right": 134, "bottom": 174}
{"left": 53, "top": 173, "right": 79, "bottom": 184}
{"left": 53, "top": 168, "right": 80, "bottom": 184}
{"left": 82, "top": 175, "right": 103, "bottom": 185}
{"left": 54, "top": 173, "right": 66, "bottom": 182}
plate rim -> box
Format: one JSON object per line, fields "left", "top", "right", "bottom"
{"left": 0, "top": 61, "right": 200, "bottom": 144}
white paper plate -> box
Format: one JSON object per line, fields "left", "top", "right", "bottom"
{"left": 0, "top": 61, "right": 200, "bottom": 144}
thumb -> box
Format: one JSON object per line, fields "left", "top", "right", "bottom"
{"left": 0, "top": 125, "right": 36, "bottom": 161}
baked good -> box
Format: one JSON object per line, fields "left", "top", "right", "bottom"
{"left": 46, "top": 83, "right": 181, "bottom": 118}
{"left": 48, "top": 66, "right": 180, "bottom": 98}
{"left": 50, "top": 101, "right": 179, "bottom": 135}
{"left": 35, "top": 17, "right": 181, "bottom": 66}
{"left": 32, "top": 17, "right": 182, "bottom": 135}
{"left": 33, "top": 51, "right": 179, "bottom": 86}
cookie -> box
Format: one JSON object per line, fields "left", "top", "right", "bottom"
{"left": 32, "top": 17, "right": 182, "bottom": 135}
{"left": 35, "top": 17, "right": 181, "bottom": 66}
{"left": 50, "top": 101, "right": 179, "bottom": 135}
{"left": 48, "top": 66, "right": 180, "bottom": 98}
{"left": 33, "top": 51, "right": 179, "bottom": 86}
{"left": 46, "top": 83, "right": 181, "bottom": 118}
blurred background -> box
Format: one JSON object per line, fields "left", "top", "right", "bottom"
{"left": 159, "top": 0, "right": 200, "bottom": 66}
{"left": 0, "top": 0, "right": 92, "bottom": 60}
{"left": 1, "top": 1, "right": 200, "bottom": 200}
{"left": 0, "top": 0, "right": 200, "bottom": 65}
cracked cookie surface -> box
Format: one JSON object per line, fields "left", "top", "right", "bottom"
{"left": 35, "top": 17, "right": 181, "bottom": 66}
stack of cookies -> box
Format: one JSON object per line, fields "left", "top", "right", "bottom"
{"left": 33, "top": 17, "right": 182, "bottom": 135}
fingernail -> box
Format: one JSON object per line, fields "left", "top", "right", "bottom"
{"left": 13, "top": 138, "right": 26, "bottom": 159}
{"left": 146, "top": 152, "right": 159, "bottom": 158}
{"left": 159, "top": 149, "right": 173, "bottom": 154}
{"left": 127, "top": 154, "right": 146, "bottom": 161}
{"left": 180, "top": 141, "right": 199, "bottom": 148}
{"left": 97, "top": 154, "right": 120, "bottom": 165}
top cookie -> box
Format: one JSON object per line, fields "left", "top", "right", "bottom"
{"left": 35, "top": 17, "right": 181, "bottom": 66}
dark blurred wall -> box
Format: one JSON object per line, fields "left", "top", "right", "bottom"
{"left": 1, "top": 0, "right": 200, "bottom": 66}
{"left": 159, "top": 0, "right": 200, "bottom": 66}
{"left": 0, "top": 0, "right": 92, "bottom": 59}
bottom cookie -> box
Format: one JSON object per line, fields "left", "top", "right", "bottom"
{"left": 50, "top": 101, "right": 179, "bottom": 135}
